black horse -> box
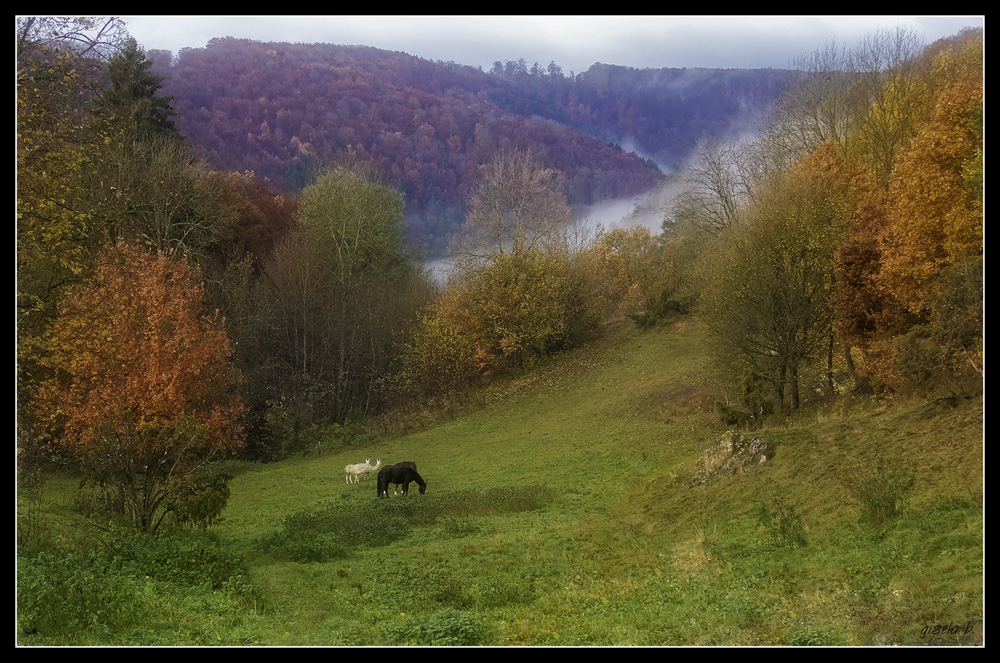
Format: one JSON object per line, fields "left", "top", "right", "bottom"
{"left": 377, "top": 464, "right": 426, "bottom": 498}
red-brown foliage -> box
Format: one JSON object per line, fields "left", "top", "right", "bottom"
{"left": 35, "top": 243, "right": 244, "bottom": 455}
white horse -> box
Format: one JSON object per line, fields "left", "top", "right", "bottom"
{"left": 357, "top": 458, "right": 382, "bottom": 481}
{"left": 345, "top": 459, "right": 371, "bottom": 484}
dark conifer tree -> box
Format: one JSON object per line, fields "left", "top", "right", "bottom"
{"left": 95, "top": 37, "right": 178, "bottom": 141}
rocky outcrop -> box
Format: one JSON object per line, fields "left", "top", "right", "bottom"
{"left": 689, "top": 430, "right": 770, "bottom": 486}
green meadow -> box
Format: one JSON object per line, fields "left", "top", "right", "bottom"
{"left": 17, "top": 320, "right": 983, "bottom": 646}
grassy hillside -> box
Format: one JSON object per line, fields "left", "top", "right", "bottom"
{"left": 18, "top": 319, "right": 983, "bottom": 646}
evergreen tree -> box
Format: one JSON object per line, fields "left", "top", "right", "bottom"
{"left": 94, "top": 37, "right": 178, "bottom": 141}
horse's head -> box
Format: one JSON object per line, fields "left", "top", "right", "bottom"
{"left": 374, "top": 459, "right": 381, "bottom": 468}
{"left": 418, "top": 482, "right": 427, "bottom": 495}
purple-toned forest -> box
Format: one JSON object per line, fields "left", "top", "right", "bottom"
{"left": 156, "top": 38, "right": 793, "bottom": 249}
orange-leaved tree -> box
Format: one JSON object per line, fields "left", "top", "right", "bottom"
{"left": 34, "top": 242, "right": 244, "bottom": 532}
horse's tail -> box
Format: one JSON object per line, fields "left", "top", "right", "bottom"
{"left": 376, "top": 469, "right": 387, "bottom": 498}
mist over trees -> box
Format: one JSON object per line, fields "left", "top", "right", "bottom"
{"left": 149, "top": 38, "right": 793, "bottom": 253}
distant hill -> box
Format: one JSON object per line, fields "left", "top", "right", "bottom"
{"left": 155, "top": 38, "right": 794, "bottom": 251}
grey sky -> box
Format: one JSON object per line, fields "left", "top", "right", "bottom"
{"left": 121, "top": 15, "right": 983, "bottom": 73}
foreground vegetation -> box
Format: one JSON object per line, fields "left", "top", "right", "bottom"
{"left": 17, "top": 320, "right": 983, "bottom": 646}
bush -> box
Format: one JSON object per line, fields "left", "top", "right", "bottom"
{"left": 115, "top": 532, "right": 249, "bottom": 589}
{"left": 259, "top": 499, "right": 420, "bottom": 563}
{"left": 17, "top": 530, "right": 266, "bottom": 644}
{"left": 893, "top": 256, "right": 982, "bottom": 399}
{"left": 757, "top": 497, "right": 807, "bottom": 548}
{"left": 258, "top": 487, "right": 554, "bottom": 563}
{"left": 840, "top": 455, "right": 916, "bottom": 526}
{"left": 17, "top": 545, "right": 148, "bottom": 641}
{"left": 787, "top": 626, "right": 851, "bottom": 646}
{"left": 389, "top": 608, "right": 490, "bottom": 646}
{"left": 74, "top": 415, "right": 234, "bottom": 533}
{"left": 171, "top": 471, "right": 232, "bottom": 529}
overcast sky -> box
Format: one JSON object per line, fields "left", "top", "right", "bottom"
{"left": 120, "top": 15, "right": 983, "bottom": 74}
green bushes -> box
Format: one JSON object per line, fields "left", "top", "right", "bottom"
{"left": 17, "top": 531, "right": 263, "bottom": 644}
{"left": 17, "top": 547, "right": 149, "bottom": 642}
{"left": 260, "top": 499, "right": 418, "bottom": 563}
{"left": 71, "top": 416, "right": 235, "bottom": 533}
{"left": 389, "top": 608, "right": 491, "bottom": 646}
{"left": 105, "top": 530, "right": 250, "bottom": 589}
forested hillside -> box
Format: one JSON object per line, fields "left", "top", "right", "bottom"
{"left": 153, "top": 38, "right": 790, "bottom": 249}
{"left": 488, "top": 60, "right": 792, "bottom": 169}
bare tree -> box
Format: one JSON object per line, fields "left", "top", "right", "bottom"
{"left": 670, "top": 138, "right": 775, "bottom": 236}
{"left": 768, "top": 41, "right": 858, "bottom": 158}
{"left": 848, "top": 27, "right": 928, "bottom": 189}
{"left": 17, "top": 16, "right": 128, "bottom": 79}
{"left": 458, "top": 148, "right": 572, "bottom": 260}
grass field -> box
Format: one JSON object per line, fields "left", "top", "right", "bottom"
{"left": 17, "top": 319, "right": 984, "bottom": 646}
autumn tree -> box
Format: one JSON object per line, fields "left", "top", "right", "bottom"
{"left": 395, "top": 249, "right": 574, "bottom": 401}
{"left": 457, "top": 250, "right": 574, "bottom": 372}
{"left": 16, "top": 17, "right": 129, "bottom": 326}
{"left": 189, "top": 171, "right": 300, "bottom": 458}
{"left": 766, "top": 27, "right": 926, "bottom": 189}
{"left": 574, "top": 224, "right": 677, "bottom": 326}
{"left": 16, "top": 16, "right": 127, "bottom": 65}
{"left": 877, "top": 40, "right": 983, "bottom": 318}
{"left": 195, "top": 170, "right": 299, "bottom": 274}
{"left": 392, "top": 289, "right": 487, "bottom": 401}
{"left": 767, "top": 40, "right": 857, "bottom": 158}
{"left": 873, "top": 36, "right": 983, "bottom": 395}
{"left": 845, "top": 27, "right": 928, "bottom": 189}
{"left": 33, "top": 243, "right": 244, "bottom": 532}
{"left": 829, "top": 182, "right": 908, "bottom": 391}
{"left": 79, "top": 36, "right": 205, "bottom": 255}
{"left": 80, "top": 137, "right": 210, "bottom": 253}
{"left": 17, "top": 51, "right": 93, "bottom": 336}
{"left": 672, "top": 138, "right": 776, "bottom": 236}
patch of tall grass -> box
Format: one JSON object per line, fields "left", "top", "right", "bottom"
{"left": 17, "top": 529, "right": 267, "bottom": 645}
{"left": 256, "top": 486, "right": 555, "bottom": 563}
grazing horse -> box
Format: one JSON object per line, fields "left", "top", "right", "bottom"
{"left": 385, "top": 461, "right": 417, "bottom": 495}
{"left": 377, "top": 464, "right": 426, "bottom": 498}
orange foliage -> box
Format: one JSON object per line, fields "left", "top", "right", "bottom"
{"left": 878, "top": 47, "right": 983, "bottom": 317}
{"left": 35, "top": 243, "right": 244, "bottom": 455}
{"left": 588, "top": 225, "right": 664, "bottom": 318}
